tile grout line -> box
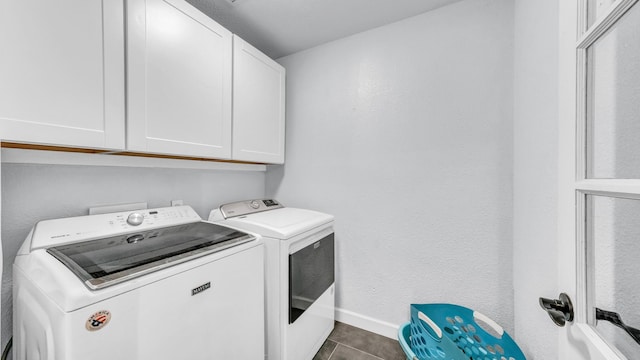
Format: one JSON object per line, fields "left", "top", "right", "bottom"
{"left": 331, "top": 341, "right": 386, "bottom": 360}
{"left": 326, "top": 341, "right": 339, "bottom": 360}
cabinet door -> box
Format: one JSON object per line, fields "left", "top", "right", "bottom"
{"left": 232, "top": 36, "right": 286, "bottom": 164}
{"left": 127, "top": 0, "right": 232, "bottom": 159}
{"left": 0, "top": 0, "right": 125, "bottom": 149}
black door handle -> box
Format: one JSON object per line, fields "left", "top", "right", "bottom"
{"left": 596, "top": 308, "right": 640, "bottom": 346}
{"left": 539, "top": 293, "right": 574, "bottom": 327}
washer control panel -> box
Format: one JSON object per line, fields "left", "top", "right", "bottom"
{"left": 30, "top": 206, "right": 201, "bottom": 251}
{"left": 219, "top": 199, "right": 283, "bottom": 219}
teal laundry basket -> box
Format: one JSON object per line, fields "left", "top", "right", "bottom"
{"left": 398, "top": 322, "right": 418, "bottom": 360}
{"left": 406, "top": 303, "right": 525, "bottom": 360}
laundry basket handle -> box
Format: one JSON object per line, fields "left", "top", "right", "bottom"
{"left": 418, "top": 311, "right": 443, "bottom": 339}
{"left": 473, "top": 311, "right": 504, "bottom": 338}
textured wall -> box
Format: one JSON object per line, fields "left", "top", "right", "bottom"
{"left": 513, "top": 0, "right": 559, "bottom": 358}
{"left": 0, "top": 163, "right": 265, "bottom": 347}
{"left": 267, "top": 0, "right": 514, "bottom": 336}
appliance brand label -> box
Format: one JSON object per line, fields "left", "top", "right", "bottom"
{"left": 86, "top": 310, "right": 111, "bottom": 331}
{"left": 192, "top": 282, "right": 211, "bottom": 296}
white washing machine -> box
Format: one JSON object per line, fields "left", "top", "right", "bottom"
{"left": 209, "top": 199, "right": 335, "bottom": 360}
{"left": 13, "top": 205, "right": 264, "bottom": 360}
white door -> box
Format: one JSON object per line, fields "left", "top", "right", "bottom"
{"left": 232, "top": 35, "right": 286, "bottom": 164}
{"left": 0, "top": 0, "right": 125, "bottom": 150}
{"left": 127, "top": 0, "right": 232, "bottom": 159}
{"left": 558, "top": 0, "right": 640, "bottom": 358}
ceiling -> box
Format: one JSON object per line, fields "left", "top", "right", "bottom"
{"left": 186, "top": 0, "right": 465, "bottom": 59}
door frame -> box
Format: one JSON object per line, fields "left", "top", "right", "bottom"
{"left": 558, "top": 0, "right": 639, "bottom": 358}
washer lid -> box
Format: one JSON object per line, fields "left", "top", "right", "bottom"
{"left": 221, "top": 207, "right": 333, "bottom": 239}
{"left": 47, "top": 221, "right": 255, "bottom": 290}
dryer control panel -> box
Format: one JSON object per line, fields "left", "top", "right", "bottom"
{"left": 218, "top": 199, "right": 283, "bottom": 219}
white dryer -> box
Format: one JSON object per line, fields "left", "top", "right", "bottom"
{"left": 13, "top": 205, "right": 264, "bottom": 360}
{"left": 209, "top": 199, "right": 335, "bottom": 360}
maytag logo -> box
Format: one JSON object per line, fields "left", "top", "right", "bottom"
{"left": 191, "top": 282, "right": 211, "bottom": 296}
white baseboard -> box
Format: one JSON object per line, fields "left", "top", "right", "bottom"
{"left": 335, "top": 307, "right": 399, "bottom": 340}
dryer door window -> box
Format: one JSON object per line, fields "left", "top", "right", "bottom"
{"left": 289, "top": 232, "right": 335, "bottom": 323}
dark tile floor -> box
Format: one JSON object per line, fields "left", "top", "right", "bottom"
{"left": 313, "top": 322, "right": 407, "bottom": 360}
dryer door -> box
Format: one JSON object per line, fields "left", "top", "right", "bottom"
{"left": 289, "top": 232, "right": 335, "bottom": 323}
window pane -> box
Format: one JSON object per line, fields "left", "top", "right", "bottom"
{"left": 586, "top": 3, "right": 640, "bottom": 178}
{"left": 587, "top": 195, "right": 640, "bottom": 358}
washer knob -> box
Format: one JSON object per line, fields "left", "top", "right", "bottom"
{"left": 127, "top": 212, "right": 144, "bottom": 226}
{"left": 126, "top": 234, "right": 145, "bottom": 244}
{"left": 250, "top": 200, "right": 260, "bottom": 209}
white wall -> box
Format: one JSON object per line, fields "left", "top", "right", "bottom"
{"left": 512, "top": 0, "right": 559, "bottom": 358}
{"left": 0, "top": 162, "right": 265, "bottom": 347}
{"left": 267, "top": 0, "right": 515, "bottom": 337}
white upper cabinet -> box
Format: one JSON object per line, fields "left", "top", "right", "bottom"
{"left": 126, "top": 0, "right": 233, "bottom": 158}
{"left": 232, "top": 36, "right": 286, "bottom": 164}
{"left": 0, "top": 0, "right": 285, "bottom": 163}
{"left": 0, "top": 0, "right": 125, "bottom": 150}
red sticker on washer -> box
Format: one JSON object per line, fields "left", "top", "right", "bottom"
{"left": 86, "top": 310, "right": 111, "bottom": 331}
